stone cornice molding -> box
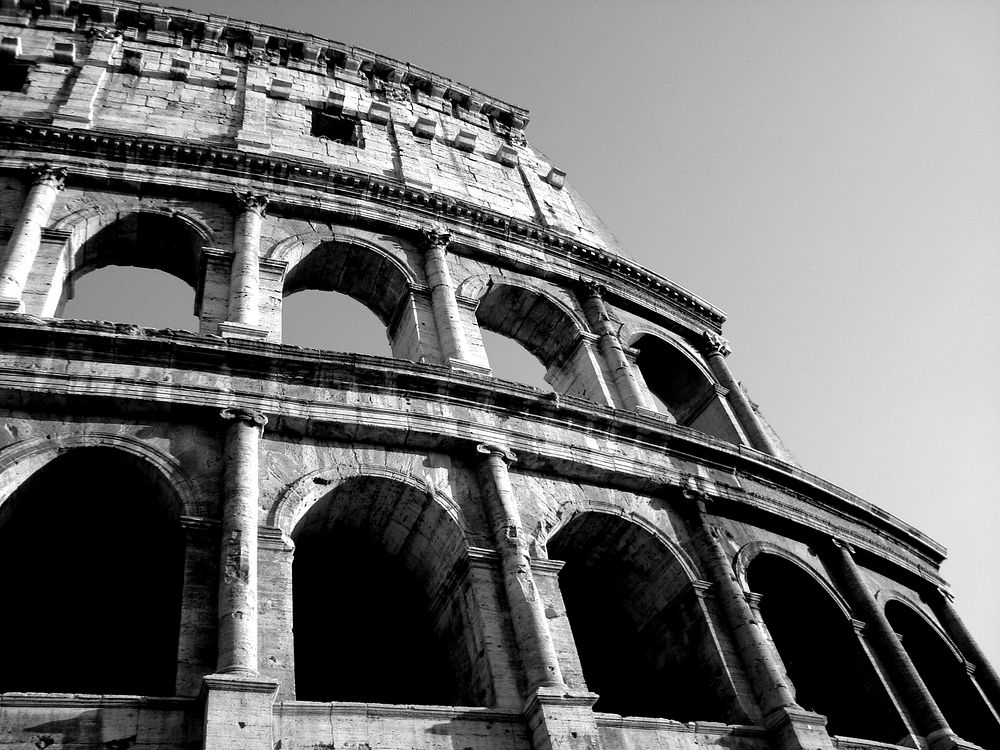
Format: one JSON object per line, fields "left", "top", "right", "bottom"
{"left": 0, "top": 121, "right": 725, "bottom": 329}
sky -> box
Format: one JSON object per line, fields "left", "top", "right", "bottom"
{"left": 65, "top": 1, "right": 1000, "bottom": 673}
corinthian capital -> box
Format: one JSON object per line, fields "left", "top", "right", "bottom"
{"left": 29, "top": 164, "right": 68, "bottom": 191}
{"left": 220, "top": 407, "right": 269, "bottom": 429}
{"left": 421, "top": 221, "right": 451, "bottom": 250}
{"left": 701, "top": 330, "right": 731, "bottom": 357}
{"left": 233, "top": 191, "right": 269, "bottom": 217}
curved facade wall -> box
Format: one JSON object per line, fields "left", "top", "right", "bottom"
{"left": 0, "top": 4, "right": 997, "bottom": 750}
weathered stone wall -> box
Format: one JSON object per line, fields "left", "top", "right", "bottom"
{"left": 0, "top": 3, "right": 997, "bottom": 750}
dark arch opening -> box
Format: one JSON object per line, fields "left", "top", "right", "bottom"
{"left": 747, "top": 554, "right": 907, "bottom": 743}
{"left": 886, "top": 601, "right": 1000, "bottom": 748}
{"left": 61, "top": 212, "right": 204, "bottom": 330}
{"left": 548, "top": 512, "right": 733, "bottom": 722}
{"left": 291, "top": 476, "right": 488, "bottom": 706}
{"left": 632, "top": 334, "right": 743, "bottom": 443}
{"left": 0, "top": 447, "right": 185, "bottom": 695}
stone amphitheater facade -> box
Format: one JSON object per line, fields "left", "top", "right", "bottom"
{"left": 0, "top": 3, "right": 997, "bottom": 750}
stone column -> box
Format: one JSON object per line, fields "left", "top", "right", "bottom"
{"left": 216, "top": 407, "right": 267, "bottom": 676}
{"left": 933, "top": 587, "right": 1000, "bottom": 711}
{"left": 828, "top": 539, "right": 967, "bottom": 750}
{"left": 423, "top": 223, "right": 474, "bottom": 368}
{"left": 220, "top": 192, "right": 269, "bottom": 338}
{"left": 579, "top": 281, "right": 653, "bottom": 411}
{"left": 683, "top": 487, "right": 834, "bottom": 750}
{"left": 699, "top": 331, "right": 781, "bottom": 457}
{"left": 0, "top": 164, "right": 67, "bottom": 312}
{"left": 476, "top": 443, "right": 564, "bottom": 691}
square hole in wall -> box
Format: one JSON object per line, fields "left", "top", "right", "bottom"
{"left": 310, "top": 109, "right": 365, "bottom": 148}
{"left": 0, "top": 64, "right": 29, "bottom": 92}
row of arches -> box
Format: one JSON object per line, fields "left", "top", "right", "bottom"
{"left": 14, "top": 206, "right": 743, "bottom": 442}
{"left": 0, "top": 443, "right": 993, "bottom": 746}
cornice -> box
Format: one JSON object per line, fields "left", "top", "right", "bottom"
{"left": 0, "top": 316, "right": 947, "bottom": 579}
{"left": 0, "top": 119, "right": 726, "bottom": 330}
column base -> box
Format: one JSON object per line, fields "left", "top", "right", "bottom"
{"left": 763, "top": 705, "right": 835, "bottom": 750}
{"left": 448, "top": 357, "right": 493, "bottom": 377}
{"left": 0, "top": 297, "right": 22, "bottom": 313}
{"left": 218, "top": 321, "right": 270, "bottom": 340}
{"left": 201, "top": 673, "right": 279, "bottom": 750}
{"left": 523, "top": 685, "right": 600, "bottom": 750}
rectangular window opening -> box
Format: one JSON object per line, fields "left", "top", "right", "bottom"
{"left": 310, "top": 109, "right": 365, "bottom": 148}
{"left": 0, "top": 64, "right": 30, "bottom": 93}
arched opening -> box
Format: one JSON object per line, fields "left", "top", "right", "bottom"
{"left": 62, "top": 266, "right": 199, "bottom": 330}
{"left": 0, "top": 447, "right": 185, "bottom": 696}
{"left": 747, "top": 554, "right": 907, "bottom": 743}
{"left": 282, "top": 289, "right": 392, "bottom": 355}
{"left": 548, "top": 512, "right": 733, "bottom": 722}
{"left": 60, "top": 212, "right": 203, "bottom": 331}
{"left": 282, "top": 241, "right": 411, "bottom": 358}
{"left": 886, "top": 601, "right": 1000, "bottom": 748}
{"left": 632, "top": 334, "right": 743, "bottom": 443}
{"left": 476, "top": 283, "right": 590, "bottom": 396}
{"left": 479, "top": 328, "right": 550, "bottom": 390}
{"left": 291, "top": 475, "right": 488, "bottom": 706}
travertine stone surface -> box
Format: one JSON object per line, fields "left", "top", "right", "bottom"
{"left": 0, "top": 3, "right": 996, "bottom": 750}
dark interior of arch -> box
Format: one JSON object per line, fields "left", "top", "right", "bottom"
{"left": 747, "top": 555, "right": 907, "bottom": 743}
{"left": 282, "top": 241, "right": 410, "bottom": 327}
{"left": 476, "top": 283, "right": 578, "bottom": 369}
{"left": 0, "top": 447, "right": 184, "bottom": 696}
{"left": 885, "top": 601, "right": 1000, "bottom": 748}
{"left": 292, "top": 475, "right": 487, "bottom": 706}
{"left": 548, "top": 512, "right": 735, "bottom": 722}
{"left": 633, "top": 334, "right": 742, "bottom": 443}
{"left": 72, "top": 212, "right": 203, "bottom": 290}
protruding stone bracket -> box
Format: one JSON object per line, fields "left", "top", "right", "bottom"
{"left": 477, "top": 443, "right": 516, "bottom": 466}
{"left": 545, "top": 166, "right": 566, "bottom": 189}
{"left": 0, "top": 36, "right": 22, "bottom": 62}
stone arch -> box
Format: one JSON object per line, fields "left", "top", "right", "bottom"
{"left": 733, "top": 540, "right": 854, "bottom": 620}
{"left": 287, "top": 469, "right": 490, "bottom": 706}
{"left": 746, "top": 551, "right": 909, "bottom": 743}
{"left": 0, "top": 444, "right": 187, "bottom": 696}
{"left": 546, "top": 509, "right": 745, "bottom": 722}
{"left": 885, "top": 598, "right": 1000, "bottom": 747}
{"left": 0, "top": 431, "right": 207, "bottom": 518}
{"left": 878, "top": 589, "right": 964, "bottom": 660}
{"left": 271, "top": 231, "right": 428, "bottom": 359}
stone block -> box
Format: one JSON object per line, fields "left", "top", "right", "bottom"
{"left": 325, "top": 88, "right": 345, "bottom": 111}
{"left": 413, "top": 114, "right": 437, "bottom": 139}
{"left": 52, "top": 40, "right": 75, "bottom": 64}
{"left": 218, "top": 64, "right": 238, "bottom": 88}
{"left": 454, "top": 128, "right": 477, "bottom": 152}
{"left": 0, "top": 36, "right": 22, "bottom": 62}
{"left": 367, "top": 100, "right": 391, "bottom": 124}
{"left": 495, "top": 144, "right": 519, "bottom": 167}
{"left": 269, "top": 77, "right": 292, "bottom": 99}
{"left": 170, "top": 55, "right": 191, "bottom": 81}
{"left": 546, "top": 166, "right": 566, "bottom": 189}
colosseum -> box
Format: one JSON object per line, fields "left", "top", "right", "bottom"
{"left": 0, "top": 2, "right": 997, "bottom": 750}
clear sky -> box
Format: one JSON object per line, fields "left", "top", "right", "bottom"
{"left": 67, "top": 1, "right": 1000, "bottom": 671}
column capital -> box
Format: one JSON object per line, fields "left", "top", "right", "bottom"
{"left": 701, "top": 329, "right": 732, "bottom": 357}
{"left": 476, "top": 443, "right": 517, "bottom": 465}
{"left": 831, "top": 537, "right": 857, "bottom": 556}
{"left": 28, "top": 164, "right": 68, "bottom": 191}
{"left": 220, "top": 407, "right": 268, "bottom": 429}
{"left": 936, "top": 586, "right": 956, "bottom": 603}
{"left": 579, "top": 278, "right": 606, "bottom": 299}
{"left": 233, "top": 190, "right": 269, "bottom": 217}
{"left": 420, "top": 221, "right": 451, "bottom": 250}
